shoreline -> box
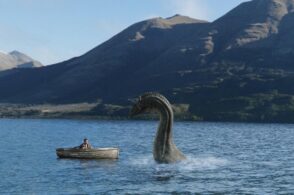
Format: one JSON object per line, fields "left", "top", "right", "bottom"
{"left": 1, "top": 115, "right": 294, "bottom": 125}
{"left": 1, "top": 103, "right": 294, "bottom": 124}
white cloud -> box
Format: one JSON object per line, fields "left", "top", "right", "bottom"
{"left": 166, "top": 0, "right": 210, "bottom": 20}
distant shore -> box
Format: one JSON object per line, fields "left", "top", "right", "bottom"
{"left": 1, "top": 103, "right": 294, "bottom": 124}
{"left": 0, "top": 102, "right": 196, "bottom": 121}
{"left": 0, "top": 104, "right": 294, "bottom": 124}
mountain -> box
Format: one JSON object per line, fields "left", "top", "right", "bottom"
{"left": 0, "top": 50, "right": 43, "bottom": 71}
{"left": 0, "top": 0, "right": 294, "bottom": 122}
{"left": 0, "top": 15, "right": 209, "bottom": 103}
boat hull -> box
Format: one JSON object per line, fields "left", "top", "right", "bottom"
{"left": 56, "top": 148, "right": 119, "bottom": 159}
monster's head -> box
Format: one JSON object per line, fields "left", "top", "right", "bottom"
{"left": 130, "top": 92, "right": 171, "bottom": 117}
{"left": 130, "top": 96, "right": 147, "bottom": 116}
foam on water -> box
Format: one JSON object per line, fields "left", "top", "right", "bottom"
{"left": 130, "top": 154, "right": 230, "bottom": 171}
{"left": 178, "top": 155, "right": 229, "bottom": 171}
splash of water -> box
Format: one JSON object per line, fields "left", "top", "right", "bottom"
{"left": 178, "top": 155, "right": 229, "bottom": 171}
{"left": 130, "top": 154, "right": 229, "bottom": 171}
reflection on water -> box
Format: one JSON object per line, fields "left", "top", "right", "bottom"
{"left": 0, "top": 119, "right": 294, "bottom": 194}
{"left": 57, "top": 158, "right": 119, "bottom": 169}
{"left": 152, "top": 169, "right": 175, "bottom": 182}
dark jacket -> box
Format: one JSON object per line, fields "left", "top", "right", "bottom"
{"left": 79, "top": 143, "right": 92, "bottom": 149}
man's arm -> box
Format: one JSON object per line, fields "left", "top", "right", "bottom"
{"left": 80, "top": 143, "right": 86, "bottom": 149}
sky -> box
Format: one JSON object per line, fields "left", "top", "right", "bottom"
{"left": 0, "top": 0, "right": 247, "bottom": 65}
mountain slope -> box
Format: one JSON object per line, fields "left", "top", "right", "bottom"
{"left": 0, "top": 0, "right": 294, "bottom": 122}
{"left": 0, "top": 15, "right": 209, "bottom": 103}
{"left": 0, "top": 52, "right": 16, "bottom": 70}
{"left": 0, "top": 51, "right": 43, "bottom": 71}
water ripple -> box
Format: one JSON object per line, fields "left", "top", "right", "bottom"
{"left": 0, "top": 119, "right": 294, "bottom": 194}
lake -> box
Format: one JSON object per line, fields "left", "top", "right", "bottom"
{"left": 0, "top": 119, "right": 293, "bottom": 194}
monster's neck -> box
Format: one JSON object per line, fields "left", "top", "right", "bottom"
{"left": 153, "top": 100, "right": 174, "bottom": 159}
{"left": 139, "top": 93, "right": 185, "bottom": 163}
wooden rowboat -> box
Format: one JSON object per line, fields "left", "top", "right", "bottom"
{"left": 56, "top": 147, "right": 119, "bottom": 159}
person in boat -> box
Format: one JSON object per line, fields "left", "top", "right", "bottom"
{"left": 79, "top": 138, "right": 92, "bottom": 149}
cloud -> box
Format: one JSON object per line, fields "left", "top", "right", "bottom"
{"left": 166, "top": 0, "right": 210, "bottom": 20}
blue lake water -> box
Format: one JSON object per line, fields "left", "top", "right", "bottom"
{"left": 0, "top": 119, "right": 294, "bottom": 194}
